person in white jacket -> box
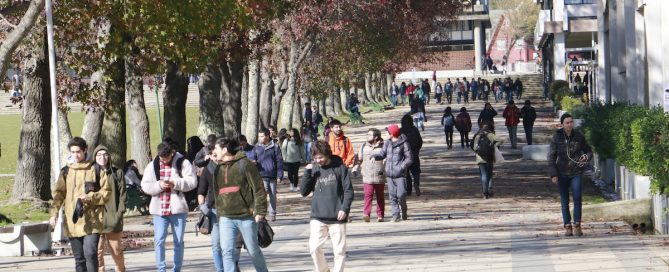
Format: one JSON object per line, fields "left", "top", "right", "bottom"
{"left": 141, "top": 141, "right": 197, "bottom": 272}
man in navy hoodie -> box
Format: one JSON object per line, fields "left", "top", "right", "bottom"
{"left": 301, "top": 140, "right": 354, "bottom": 272}
{"left": 252, "top": 128, "right": 284, "bottom": 222}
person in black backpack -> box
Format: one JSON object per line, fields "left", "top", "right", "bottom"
{"left": 520, "top": 100, "right": 537, "bottom": 145}
{"left": 441, "top": 107, "right": 456, "bottom": 149}
{"left": 472, "top": 121, "right": 502, "bottom": 199}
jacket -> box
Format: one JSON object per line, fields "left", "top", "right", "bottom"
{"left": 478, "top": 108, "right": 498, "bottom": 124}
{"left": 351, "top": 141, "right": 385, "bottom": 184}
{"left": 281, "top": 139, "right": 306, "bottom": 163}
{"left": 301, "top": 125, "right": 317, "bottom": 143}
{"left": 455, "top": 112, "right": 473, "bottom": 132}
{"left": 214, "top": 152, "right": 268, "bottom": 218}
{"left": 374, "top": 135, "right": 413, "bottom": 178}
{"left": 94, "top": 146, "right": 127, "bottom": 233}
{"left": 197, "top": 160, "right": 218, "bottom": 208}
{"left": 50, "top": 160, "right": 111, "bottom": 238}
{"left": 520, "top": 105, "right": 537, "bottom": 126}
{"left": 301, "top": 156, "right": 354, "bottom": 224}
{"left": 141, "top": 153, "right": 198, "bottom": 216}
{"left": 400, "top": 125, "right": 423, "bottom": 162}
{"left": 252, "top": 141, "right": 284, "bottom": 179}
{"left": 503, "top": 105, "right": 521, "bottom": 126}
{"left": 472, "top": 130, "right": 502, "bottom": 164}
{"left": 328, "top": 132, "right": 355, "bottom": 167}
{"left": 548, "top": 129, "right": 593, "bottom": 177}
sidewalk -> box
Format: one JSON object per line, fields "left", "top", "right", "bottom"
{"left": 2, "top": 98, "right": 668, "bottom": 271}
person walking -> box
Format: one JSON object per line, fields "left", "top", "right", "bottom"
{"left": 444, "top": 78, "right": 453, "bottom": 104}
{"left": 455, "top": 78, "right": 463, "bottom": 104}
{"left": 351, "top": 128, "right": 386, "bottom": 222}
{"left": 327, "top": 119, "right": 355, "bottom": 168}
{"left": 95, "top": 146, "right": 127, "bottom": 272}
{"left": 301, "top": 140, "right": 354, "bottom": 272}
{"left": 400, "top": 115, "right": 423, "bottom": 196}
{"left": 548, "top": 114, "right": 593, "bottom": 237}
{"left": 441, "top": 107, "right": 456, "bottom": 149}
{"left": 373, "top": 124, "right": 413, "bottom": 222}
{"left": 312, "top": 105, "right": 324, "bottom": 132}
{"left": 503, "top": 100, "right": 521, "bottom": 149}
{"left": 399, "top": 82, "right": 407, "bottom": 105}
{"left": 410, "top": 96, "right": 426, "bottom": 131}
{"left": 141, "top": 141, "right": 198, "bottom": 272}
{"left": 477, "top": 102, "right": 498, "bottom": 128}
{"left": 421, "top": 79, "right": 431, "bottom": 105}
{"left": 302, "top": 120, "right": 317, "bottom": 162}
{"left": 252, "top": 128, "right": 284, "bottom": 222}
{"left": 212, "top": 137, "right": 269, "bottom": 271}
{"left": 514, "top": 78, "right": 524, "bottom": 99}
{"left": 472, "top": 121, "right": 502, "bottom": 199}
{"left": 504, "top": 78, "right": 513, "bottom": 103}
{"left": 390, "top": 82, "right": 398, "bottom": 107}
{"left": 463, "top": 79, "right": 470, "bottom": 104}
{"left": 470, "top": 78, "right": 479, "bottom": 102}
{"left": 520, "top": 100, "right": 537, "bottom": 145}
{"left": 434, "top": 82, "right": 443, "bottom": 104}
{"left": 282, "top": 128, "right": 306, "bottom": 192}
{"left": 50, "top": 137, "right": 111, "bottom": 272}
{"left": 455, "top": 107, "right": 473, "bottom": 149}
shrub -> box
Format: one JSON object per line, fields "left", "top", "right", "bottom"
{"left": 550, "top": 80, "right": 571, "bottom": 108}
{"left": 561, "top": 96, "right": 584, "bottom": 114}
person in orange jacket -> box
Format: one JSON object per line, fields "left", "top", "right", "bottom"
{"left": 327, "top": 119, "right": 355, "bottom": 167}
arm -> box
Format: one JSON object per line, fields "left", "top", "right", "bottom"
{"left": 49, "top": 171, "right": 67, "bottom": 217}
{"left": 547, "top": 133, "right": 559, "bottom": 177}
{"left": 247, "top": 162, "right": 268, "bottom": 217}
{"left": 172, "top": 159, "right": 198, "bottom": 192}
{"left": 477, "top": 112, "right": 483, "bottom": 124}
{"left": 193, "top": 149, "right": 209, "bottom": 168}
{"left": 400, "top": 141, "right": 414, "bottom": 172}
{"left": 116, "top": 169, "right": 127, "bottom": 217}
{"left": 340, "top": 166, "right": 354, "bottom": 215}
{"left": 344, "top": 139, "right": 355, "bottom": 167}
{"left": 300, "top": 167, "right": 317, "bottom": 196}
{"left": 141, "top": 164, "right": 163, "bottom": 196}
{"left": 87, "top": 170, "right": 111, "bottom": 206}
{"left": 492, "top": 109, "right": 498, "bottom": 117}
{"left": 275, "top": 147, "right": 284, "bottom": 179}
{"left": 371, "top": 141, "right": 388, "bottom": 161}
{"left": 197, "top": 166, "right": 210, "bottom": 198}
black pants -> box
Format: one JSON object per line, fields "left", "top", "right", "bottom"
{"left": 405, "top": 161, "right": 421, "bottom": 194}
{"left": 285, "top": 162, "right": 301, "bottom": 187}
{"left": 70, "top": 233, "right": 100, "bottom": 272}
{"left": 435, "top": 93, "right": 442, "bottom": 103}
{"left": 460, "top": 131, "right": 470, "bottom": 148}
{"left": 444, "top": 128, "right": 454, "bottom": 147}
{"left": 446, "top": 92, "right": 452, "bottom": 103}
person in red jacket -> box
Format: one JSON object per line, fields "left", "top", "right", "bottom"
{"left": 502, "top": 100, "right": 521, "bottom": 149}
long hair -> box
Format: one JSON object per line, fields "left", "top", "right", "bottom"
{"left": 290, "top": 128, "right": 303, "bottom": 146}
{"left": 186, "top": 136, "right": 204, "bottom": 162}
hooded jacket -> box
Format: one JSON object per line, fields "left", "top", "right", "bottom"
{"left": 328, "top": 131, "right": 355, "bottom": 167}
{"left": 400, "top": 115, "right": 423, "bottom": 162}
{"left": 93, "top": 145, "right": 127, "bottom": 233}
{"left": 374, "top": 135, "right": 414, "bottom": 178}
{"left": 548, "top": 129, "right": 593, "bottom": 177}
{"left": 478, "top": 107, "right": 498, "bottom": 125}
{"left": 50, "top": 159, "right": 111, "bottom": 238}
{"left": 141, "top": 152, "right": 197, "bottom": 216}
{"left": 351, "top": 141, "right": 385, "bottom": 184}
{"left": 455, "top": 112, "right": 473, "bottom": 132}
{"left": 301, "top": 156, "right": 354, "bottom": 224}
{"left": 252, "top": 141, "right": 284, "bottom": 179}
{"left": 214, "top": 152, "right": 268, "bottom": 218}
{"left": 281, "top": 139, "right": 306, "bottom": 163}
{"left": 472, "top": 130, "right": 503, "bottom": 164}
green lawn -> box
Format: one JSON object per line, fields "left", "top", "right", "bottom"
{"left": 0, "top": 177, "right": 50, "bottom": 226}
{"left": 0, "top": 107, "right": 201, "bottom": 174}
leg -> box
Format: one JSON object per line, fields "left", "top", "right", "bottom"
{"left": 387, "top": 178, "right": 399, "bottom": 218}
{"left": 479, "top": 163, "right": 490, "bottom": 196}
{"left": 363, "top": 183, "right": 373, "bottom": 217}
{"left": 397, "top": 177, "right": 408, "bottom": 219}
{"left": 153, "top": 215, "right": 169, "bottom": 272}
{"left": 169, "top": 213, "right": 187, "bottom": 271}
{"left": 460, "top": 132, "right": 465, "bottom": 148}
{"left": 97, "top": 234, "right": 107, "bottom": 272}
{"left": 571, "top": 175, "right": 583, "bottom": 224}
{"left": 464, "top": 132, "right": 470, "bottom": 148}
{"left": 305, "top": 142, "right": 312, "bottom": 163}
{"left": 263, "top": 179, "right": 277, "bottom": 217}
{"left": 237, "top": 217, "right": 268, "bottom": 272}
{"left": 105, "top": 232, "right": 126, "bottom": 272}
{"left": 373, "top": 184, "right": 385, "bottom": 219}
{"left": 511, "top": 126, "right": 518, "bottom": 148}
{"left": 410, "top": 164, "right": 421, "bottom": 196}
{"left": 507, "top": 126, "right": 513, "bottom": 148}
{"left": 405, "top": 171, "right": 413, "bottom": 195}
{"left": 309, "top": 220, "right": 331, "bottom": 272}
{"left": 329, "top": 223, "right": 348, "bottom": 272}
{"left": 83, "top": 233, "right": 100, "bottom": 272}
{"left": 526, "top": 125, "right": 533, "bottom": 145}
{"left": 70, "top": 236, "right": 87, "bottom": 272}
{"left": 210, "top": 210, "right": 224, "bottom": 272}
{"left": 219, "top": 217, "right": 243, "bottom": 272}
{"left": 557, "top": 176, "right": 572, "bottom": 226}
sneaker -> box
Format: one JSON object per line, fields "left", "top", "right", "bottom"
{"left": 415, "top": 187, "right": 421, "bottom": 196}
{"left": 377, "top": 218, "right": 384, "bottom": 222}
{"left": 269, "top": 215, "right": 276, "bottom": 222}
{"left": 483, "top": 193, "right": 489, "bottom": 199}
{"left": 573, "top": 223, "right": 583, "bottom": 236}
{"left": 391, "top": 216, "right": 401, "bottom": 222}
{"left": 363, "top": 215, "right": 370, "bottom": 223}
{"left": 564, "top": 224, "right": 573, "bottom": 236}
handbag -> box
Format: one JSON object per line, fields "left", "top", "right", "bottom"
{"left": 257, "top": 219, "right": 274, "bottom": 248}
{"left": 494, "top": 147, "right": 505, "bottom": 163}
{"left": 196, "top": 213, "right": 212, "bottom": 236}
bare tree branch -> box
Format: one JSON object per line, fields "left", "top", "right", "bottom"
{"left": 0, "top": 0, "right": 45, "bottom": 79}
{"left": 0, "top": 12, "right": 18, "bottom": 29}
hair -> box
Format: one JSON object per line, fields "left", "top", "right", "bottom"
{"left": 560, "top": 113, "right": 573, "bottom": 124}
{"left": 163, "top": 137, "right": 179, "bottom": 151}
{"left": 401, "top": 114, "right": 414, "bottom": 128}
{"left": 238, "top": 134, "right": 248, "bottom": 143}
{"left": 508, "top": 100, "right": 515, "bottom": 105}
{"left": 444, "top": 106, "right": 452, "bottom": 115}
{"left": 369, "top": 128, "right": 382, "bottom": 141}
{"left": 278, "top": 128, "right": 288, "bottom": 146}
{"left": 267, "top": 125, "right": 276, "bottom": 132}
{"left": 524, "top": 100, "right": 531, "bottom": 106}
{"left": 484, "top": 102, "right": 492, "bottom": 109}
{"left": 305, "top": 102, "right": 310, "bottom": 106}
{"left": 207, "top": 134, "right": 217, "bottom": 146}
{"left": 186, "top": 136, "right": 204, "bottom": 162}
{"left": 67, "top": 136, "right": 88, "bottom": 150}
{"left": 215, "top": 137, "right": 239, "bottom": 155}
{"left": 460, "top": 107, "right": 467, "bottom": 113}
{"left": 311, "top": 140, "right": 333, "bottom": 158}
{"left": 157, "top": 141, "right": 173, "bottom": 157}
{"left": 258, "top": 127, "right": 270, "bottom": 137}
{"left": 289, "top": 128, "right": 303, "bottom": 146}
{"left": 330, "top": 119, "right": 342, "bottom": 127}
{"left": 304, "top": 119, "right": 312, "bottom": 126}
{"left": 123, "top": 160, "right": 142, "bottom": 179}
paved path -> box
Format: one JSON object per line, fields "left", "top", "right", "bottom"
{"left": 2, "top": 98, "right": 669, "bottom": 271}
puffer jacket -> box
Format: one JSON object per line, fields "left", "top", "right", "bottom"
{"left": 214, "top": 152, "right": 268, "bottom": 218}
{"left": 93, "top": 146, "right": 127, "bottom": 233}
{"left": 548, "top": 129, "right": 593, "bottom": 177}
{"left": 351, "top": 141, "right": 385, "bottom": 184}
{"left": 373, "top": 135, "right": 414, "bottom": 178}
{"left": 50, "top": 161, "right": 111, "bottom": 238}
{"left": 141, "top": 152, "right": 198, "bottom": 216}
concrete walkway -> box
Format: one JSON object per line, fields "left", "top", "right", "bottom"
{"left": 2, "top": 98, "right": 668, "bottom": 271}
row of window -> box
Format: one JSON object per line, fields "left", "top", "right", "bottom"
{"left": 565, "top": 0, "right": 594, "bottom": 4}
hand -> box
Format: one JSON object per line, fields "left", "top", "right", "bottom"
{"left": 255, "top": 215, "right": 265, "bottom": 223}
{"left": 337, "top": 211, "right": 348, "bottom": 221}
{"left": 305, "top": 164, "right": 313, "bottom": 170}
{"left": 79, "top": 195, "right": 90, "bottom": 204}
{"left": 49, "top": 216, "right": 57, "bottom": 228}
{"left": 205, "top": 154, "right": 211, "bottom": 161}
{"left": 159, "top": 180, "right": 172, "bottom": 190}
{"left": 551, "top": 176, "right": 557, "bottom": 184}
{"left": 351, "top": 170, "right": 359, "bottom": 177}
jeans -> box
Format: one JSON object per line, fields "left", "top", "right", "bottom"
{"left": 219, "top": 216, "right": 268, "bottom": 272}
{"left": 285, "top": 162, "right": 300, "bottom": 188}
{"left": 210, "top": 209, "right": 224, "bottom": 272}
{"left": 456, "top": 92, "right": 462, "bottom": 104}
{"left": 363, "top": 183, "right": 385, "bottom": 219}
{"left": 444, "top": 127, "right": 454, "bottom": 147}
{"left": 558, "top": 175, "right": 582, "bottom": 225}
{"left": 309, "top": 220, "right": 347, "bottom": 272}
{"left": 425, "top": 93, "right": 430, "bottom": 104}
{"left": 70, "top": 233, "right": 100, "bottom": 272}
{"left": 304, "top": 141, "right": 313, "bottom": 162}
{"left": 413, "top": 113, "right": 424, "bottom": 130}
{"left": 507, "top": 126, "right": 518, "bottom": 148}
{"left": 494, "top": 91, "right": 500, "bottom": 102}
{"left": 446, "top": 92, "right": 452, "bottom": 104}
{"left": 523, "top": 125, "right": 533, "bottom": 145}
{"left": 435, "top": 93, "right": 442, "bottom": 104}
{"left": 472, "top": 89, "right": 478, "bottom": 101}
{"left": 506, "top": 91, "right": 513, "bottom": 103}
{"left": 391, "top": 94, "right": 397, "bottom": 106}
{"left": 463, "top": 92, "right": 470, "bottom": 103}
{"left": 478, "top": 163, "right": 494, "bottom": 196}
{"left": 387, "top": 177, "right": 407, "bottom": 218}
{"left": 153, "top": 213, "right": 187, "bottom": 272}
{"left": 459, "top": 131, "right": 470, "bottom": 148}
{"left": 405, "top": 163, "right": 421, "bottom": 195}
{"left": 263, "top": 178, "right": 277, "bottom": 216}
{"left": 400, "top": 94, "right": 406, "bottom": 105}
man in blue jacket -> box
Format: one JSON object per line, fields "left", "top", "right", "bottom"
{"left": 252, "top": 128, "right": 284, "bottom": 222}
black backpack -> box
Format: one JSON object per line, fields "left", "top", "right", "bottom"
{"left": 152, "top": 156, "right": 186, "bottom": 180}
{"left": 471, "top": 131, "right": 495, "bottom": 162}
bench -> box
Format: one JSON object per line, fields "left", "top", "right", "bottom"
{"left": 0, "top": 222, "right": 52, "bottom": 256}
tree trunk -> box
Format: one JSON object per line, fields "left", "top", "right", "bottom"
{"left": 163, "top": 61, "right": 189, "bottom": 152}
{"left": 386, "top": 73, "right": 394, "bottom": 103}
{"left": 319, "top": 99, "right": 327, "bottom": 118}
{"left": 332, "top": 87, "right": 342, "bottom": 116}
{"left": 245, "top": 57, "right": 261, "bottom": 143}
{"left": 278, "top": 40, "right": 299, "bottom": 130}
{"left": 197, "top": 63, "right": 225, "bottom": 140}
{"left": 363, "top": 72, "right": 373, "bottom": 104}
{"left": 99, "top": 60, "right": 127, "bottom": 168}
{"left": 12, "top": 27, "right": 51, "bottom": 201}
{"left": 81, "top": 108, "right": 103, "bottom": 156}
{"left": 371, "top": 72, "right": 379, "bottom": 103}
{"left": 240, "top": 65, "right": 249, "bottom": 134}
{"left": 339, "top": 87, "right": 349, "bottom": 114}
{"left": 259, "top": 55, "right": 273, "bottom": 131}
{"left": 291, "top": 95, "right": 303, "bottom": 129}
{"left": 325, "top": 93, "right": 334, "bottom": 119}
{"left": 125, "top": 54, "right": 151, "bottom": 170}
{"left": 221, "top": 60, "right": 244, "bottom": 138}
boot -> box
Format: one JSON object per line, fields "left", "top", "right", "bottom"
{"left": 415, "top": 186, "right": 421, "bottom": 196}
{"left": 564, "top": 224, "right": 573, "bottom": 237}
{"left": 573, "top": 223, "right": 583, "bottom": 237}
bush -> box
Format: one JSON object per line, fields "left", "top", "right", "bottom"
{"left": 561, "top": 96, "right": 584, "bottom": 114}
{"left": 550, "top": 80, "right": 571, "bottom": 108}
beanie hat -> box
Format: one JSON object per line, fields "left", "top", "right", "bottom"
{"left": 386, "top": 124, "right": 401, "bottom": 138}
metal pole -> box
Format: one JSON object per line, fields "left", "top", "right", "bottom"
{"left": 155, "top": 84, "right": 164, "bottom": 140}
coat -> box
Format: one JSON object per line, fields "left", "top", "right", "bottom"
{"left": 503, "top": 105, "right": 521, "bottom": 126}
{"left": 252, "top": 141, "right": 284, "bottom": 179}
{"left": 328, "top": 132, "right": 355, "bottom": 167}
{"left": 374, "top": 135, "right": 414, "bottom": 178}
{"left": 281, "top": 139, "right": 306, "bottom": 163}
{"left": 351, "top": 141, "right": 385, "bottom": 184}
{"left": 455, "top": 112, "right": 473, "bottom": 132}
{"left": 548, "top": 129, "right": 593, "bottom": 177}
{"left": 141, "top": 153, "right": 198, "bottom": 216}
{"left": 95, "top": 145, "right": 127, "bottom": 233}
{"left": 214, "top": 152, "right": 268, "bottom": 218}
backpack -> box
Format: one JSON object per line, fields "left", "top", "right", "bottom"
{"left": 152, "top": 156, "right": 186, "bottom": 181}
{"left": 442, "top": 115, "right": 454, "bottom": 127}
{"left": 471, "top": 132, "right": 495, "bottom": 162}
{"left": 61, "top": 164, "right": 103, "bottom": 190}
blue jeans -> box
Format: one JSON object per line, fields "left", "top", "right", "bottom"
{"left": 478, "top": 163, "right": 494, "bottom": 196}
{"left": 391, "top": 94, "right": 397, "bottom": 106}
{"left": 210, "top": 209, "right": 224, "bottom": 272}
{"left": 558, "top": 175, "right": 582, "bottom": 225}
{"left": 457, "top": 92, "right": 462, "bottom": 103}
{"left": 523, "top": 125, "right": 533, "bottom": 145}
{"left": 153, "top": 213, "right": 187, "bottom": 272}
{"left": 219, "top": 216, "right": 268, "bottom": 272}
{"left": 387, "top": 177, "right": 407, "bottom": 218}
{"left": 263, "top": 178, "right": 277, "bottom": 216}
{"left": 507, "top": 126, "right": 518, "bottom": 148}
{"left": 304, "top": 142, "right": 313, "bottom": 162}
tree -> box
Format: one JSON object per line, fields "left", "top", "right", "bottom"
{"left": 125, "top": 52, "right": 151, "bottom": 170}
{"left": 197, "top": 63, "right": 225, "bottom": 140}
{"left": 0, "top": 0, "right": 45, "bottom": 79}
{"left": 492, "top": 0, "right": 539, "bottom": 60}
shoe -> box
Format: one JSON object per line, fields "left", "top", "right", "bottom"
{"left": 483, "top": 194, "right": 489, "bottom": 199}
{"left": 377, "top": 218, "right": 384, "bottom": 222}
{"left": 415, "top": 187, "right": 421, "bottom": 196}
{"left": 401, "top": 213, "right": 408, "bottom": 221}
{"left": 363, "top": 215, "right": 370, "bottom": 223}
{"left": 407, "top": 191, "right": 412, "bottom": 196}
{"left": 391, "top": 216, "right": 401, "bottom": 222}
{"left": 564, "top": 224, "right": 573, "bottom": 236}
{"left": 573, "top": 223, "right": 583, "bottom": 236}
{"left": 289, "top": 184, "right": 294, "bottom": 191}
{"left": 269, "top": 215, "right": 276, "bottom": 222}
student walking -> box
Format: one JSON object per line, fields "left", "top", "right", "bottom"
{"left": 410, "top": 96, "right": 426, "bottom": 131}
{"left": 282, "top": 128, "right": 306, "bottom": 192}
{"left": 302, "top": 120, "right": 318, "bottom": 162}
{"left": 548, "top": 114, "right": 593, "bottom": 237}
{"left": 441, "top": 107, "right": 456, "bottom": 149}
{"left": 327, "top": 119, "right": 355, "bottom": 168}
{"left": 472, "top": 121, "right": 502, "bottom": 199}
{"left": 252, "top": 128, "right": 284, "bottom": 222}
{"left": 455, "top": 107, "right": 473, "bottom": 149}
{"left": 95, "top": 146, "right": 127, "bottom": 272}
{"left": 477, "top": 102, "right": 498, "bottom": 127}
{"left": 352, "top": 128, "right": 386, "bottom": 222}
{"left": 520, "top": 100, "right": 537, "bottom": 145}
{"left": 434, "top": 82, "right": 443, "bottom": 104}
{"left": 373, "top": 124, "right": 413, "bottom": 222}
{"left": 301, "top": 140, "right": 354, "bottom": 272}
{"left": 400, "top": 115, "right": 423, "bottom": 196}
{"left": 444, "top": 78, "right": 453, "bottom": 104}
{"left": 503, "top": 100, "right": 521, "bottom": 149}
{"left": 50, "top": 137, "right": 111, "bottom": 272}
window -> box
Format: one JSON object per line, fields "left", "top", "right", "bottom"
{"left": 515, "top": 39, "right": 525, "bottom": 49}
{"left": 445, "top": 21, "right": 474, "bottom": 43}
{"left": 565, "top": 0, "right": 594, "bottom": 4}
{"left": 497, "top": 39, "right": 507, "bottom": 50}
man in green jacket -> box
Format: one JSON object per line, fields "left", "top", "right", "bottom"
{"left": 212, "top": 137, "right": 269, "bottom": 272}
{"left": 94, "top": 145, "right": 127, "bottom": 272}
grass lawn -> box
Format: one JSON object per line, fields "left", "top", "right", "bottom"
{"left": 0, "top": 107, "right": 201, "bottom": 174}
{"left": 0, "top": 177, "right": 50, "bottom": 226}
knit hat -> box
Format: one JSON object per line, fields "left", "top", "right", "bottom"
{"left": 386, "top": 124, "right": 401, "bottom": 138}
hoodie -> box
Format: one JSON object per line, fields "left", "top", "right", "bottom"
{"left": 93, "top": 145, "right": 127, "bottom": 233}
{"left": 328, "top": 131, "right": 355, "bottom": 167}
{"left": 214, "top": 152, "right": 268, "bottom": 218}
{"left": 301, "top": 156, "right": 354, "bottom": 224}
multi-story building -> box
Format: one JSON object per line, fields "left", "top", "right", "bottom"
{"left": 487, "top": 10, "right": 537, "bottom": 73}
